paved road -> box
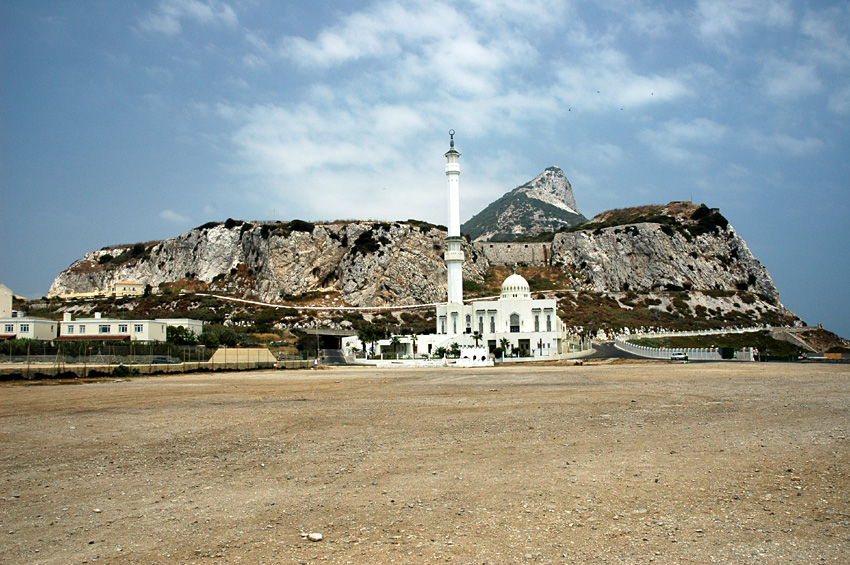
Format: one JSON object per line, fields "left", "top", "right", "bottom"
{"left": 585, "top": 341, "right": 646, "bottom": 360}
{"left": 320, "top": 348, "right": 349, "bottom": 366}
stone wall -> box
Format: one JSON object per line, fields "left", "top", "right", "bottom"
{"left": 474, "top": 242, "right": 552, "bottom": 266}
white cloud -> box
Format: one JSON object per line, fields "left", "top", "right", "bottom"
{"left": 760, "top": 59, "right": 821, "bottom": 99}
{"left": 828, "top": 85, "right": 850, "bottom": 115}
{"left": 639, "top": 118, "right": 726, "bottom": 162}
{"left": 801, "top": 7, "right": 850, "bottom": 69}
{"left": 160, "top": 209, "right": 192, "bottom": 224}
{"left": 552, "top": 49, "right": 691, "bottom": 110}
{"left": 140, "top": 0, "right": 237, "bottom": 36}
{"left": 696, "top": 0, "right": 793, "bottom": 43}
{"left": 745, "top": 131, "right": 824, "bottom": 156}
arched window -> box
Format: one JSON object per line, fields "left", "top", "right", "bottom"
{"left": 489, "top": 315, "right": 495, "bottom": 333}
{"left": 534, "top": 314, "right": 539, "bottom": 332}
{"left": 510, "top": 313, "right": 520, "bottom": 333}
{"left": 546, "top": 314, "right": 552, "bottom": 332}
{"left": 465, "top": 314, "right": 471, "bottom": 333}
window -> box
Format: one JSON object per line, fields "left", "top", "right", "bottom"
{"left": 534, "top": 314, "right": 539, "bottom": 332}
{"left": 452, "top": 313, "right": 457, "bottom": 334}
{"left": 489, "top": 315, "right": 495, "bottom": 333}
{"left": 20, "top": 324, "right": 30, "bottom": 332}
{"left": 118, "top": 324, "right": 128, "bottom": 333}
{"left": 465, "top": 314, "right": 471, "bottom": 332}
{"left": 79, "top": 325, "right": 86, "bottom": 334}
{"left": 546, "top": 314, "right": 552, "bottom": 332}
{"left": 440, "top": 317, "right": 446, "bottom": 334}
{"left": 134, "top": 324, "right": 144, "bottom": 333}
{"left": 99, "top": 324, "right": 110, "bottom": 334}
{"left": 4, "top": 324, "right": 13, "bottom": 333}
{"left": 478, "top": 316, "right": 484, "bottom": 335}
{"left": 510, "top": 313, "right": 520, "bottom": 333}
{"left": 67, "top": 325, "right": 74, "bottom": 334}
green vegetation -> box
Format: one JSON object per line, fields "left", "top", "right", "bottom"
{"left": 166, "top": 325, "right": 198, "bottom": 345}
{"left": 199, "top": 325, "right": 238, "bottom": 348}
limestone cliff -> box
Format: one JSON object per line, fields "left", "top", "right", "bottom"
{"left": 48, "top": 220, "right": 488, "bottom": 307}
{"left": 50, "top": 202, "right": 787, "bottom": 316}
{"left": 461, "top": 167, "right": 587, "bottom": 241}
{"left": 550, "top": 202, "right": 781, "bottom": 303}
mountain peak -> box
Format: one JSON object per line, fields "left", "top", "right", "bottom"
{"left": 461, "top": 167, "right": 586, "bottom": 242}
{"left": 515, "top": 166, "right": 580, "bottom": 215}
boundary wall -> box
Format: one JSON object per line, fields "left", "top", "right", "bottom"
{"left": 614, "top": 326, "right": 769, "bottom": 361}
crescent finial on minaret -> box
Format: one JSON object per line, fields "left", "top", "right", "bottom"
{"left": 449, "top": 129, "right": 455, "bottom": 148}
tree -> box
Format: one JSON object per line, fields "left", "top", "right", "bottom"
{"left": 357, "top": 324, "right": 381, "bottom": 358}
{"left": 472, "top": 330, "right": 483, "bottom": 347}
{"left": 499, "top": 338, "right": 512, "bottom": 358}
{"left": 390, "top": 335, "right": 401, "bottom": 359}
{"left": 166, "top": 325, "right": 198, "bottom": 345}
{"left": 435, "top": 346, "right": 448, "bottom": 359}
{"left": 409, "top": 333, "right": 418, "bottom": 356}
{"left": 200, "top": 325, "right": 238, "bottom": 348}
{"left": 449, "top": 342, "right": 460, "bottom": 358}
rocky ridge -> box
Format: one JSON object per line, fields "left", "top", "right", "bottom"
{"left": 49, "top": 203, "right": 794, "bottom": 327}
{"left": 551, "top": 202, "right": 780, "bottom": 303}
{"left": 461, "top": 167, "right": 586, "bottom": 241}
{"left": 49, "top": 220, "right": 487, "bottom": 307}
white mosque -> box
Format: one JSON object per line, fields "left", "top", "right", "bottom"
{"left": 414, "top": 131, "right": 571, "bottom": 361}
{"left": 346, "top": 131, "right": 576, "bottom": 362}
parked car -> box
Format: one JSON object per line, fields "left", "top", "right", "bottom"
{"left": 670, "top": 352, "right": 689, "bottom": 362}
{"left": 152, "top": 356, "right": 180, "bottom": 364}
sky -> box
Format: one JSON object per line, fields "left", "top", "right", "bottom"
{"left": 1, "top": 0, "right": 848, "bottom": 338}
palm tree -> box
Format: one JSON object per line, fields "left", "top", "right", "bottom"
{"left": 499, "top": 337, "right": 511, "bottom": 359}
{"left": 409, "top": 333, "right": 418, "bottom": 357}
{"left": 450, "top": 342, "right": 460, "bottom": 358}
{"left": 435, "top": 346, "right": 448, "bottom": 359}
{"left": 472, "top": 330, "right": 483, "bottom": 347}
{"left": 390, "top": 335, "right": 401, "bottom": 359}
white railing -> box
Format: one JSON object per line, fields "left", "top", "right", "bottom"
{"left": 614, "top": 326, "right": 766, "bottom": 361}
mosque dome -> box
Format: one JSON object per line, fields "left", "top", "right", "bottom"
{"left": 501, "top": 273, "right": 531, "bottom": 299}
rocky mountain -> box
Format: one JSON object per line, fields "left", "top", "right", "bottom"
{"left": 550, "top": 202, "right": 781, "bottom": 302}
{"left": 49, "top": 220, "right": 487, "bottom": 307}
{"left": 461, "top": 167, "right": 587, "bottom": 241}
{"left": 49, "top": 202, "right": 797, "bottom": 329}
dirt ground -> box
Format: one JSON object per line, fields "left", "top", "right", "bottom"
{"left": 1, "top": 361, "right": 848, "bottom": 564}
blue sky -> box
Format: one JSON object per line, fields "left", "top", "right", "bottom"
{"left": 2, "top": 0, "right": 848, "bottom": 337}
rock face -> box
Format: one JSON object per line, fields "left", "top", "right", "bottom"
{"left": 49, "top": 202, "right": 785, "bottom": 311}
{"left": 550, "top": 202, "right": 781, "bottom": 303}
{"left": 461, "top": 167, "right": 587, "bottom": 242}
{"left": 48, "top": 220, "right": 488, "bottom": 307}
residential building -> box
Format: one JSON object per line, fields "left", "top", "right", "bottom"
{"left": 0, "top": 317, "right": 59, "bottom": 341}
{"left": 58, "top": 312, "right": 167, "bottom": 342}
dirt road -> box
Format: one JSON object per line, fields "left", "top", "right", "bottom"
{"left": 2, "top": 362, "right": 848, "bottom": 563}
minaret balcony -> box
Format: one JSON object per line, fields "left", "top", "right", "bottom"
{"left": 445, "top": 163, "right": 461, "bottom": 173}
{"left": 444, "top": 249, "right": 465, "bottom": 262}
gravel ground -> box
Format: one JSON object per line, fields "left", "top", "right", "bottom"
{"left": 1, "top": 361, "right": 848, "bottom": 564}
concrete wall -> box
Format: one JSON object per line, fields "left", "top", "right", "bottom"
{"left": 475, "top": 242, "right": 552, "bottom": 266}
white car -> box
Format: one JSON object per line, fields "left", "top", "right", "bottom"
{"left": 670, "top": 352, "right": 688, "bottom": 361}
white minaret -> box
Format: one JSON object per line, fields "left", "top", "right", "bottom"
{"left": 444, "top": 129, "right": 464, "bottom": 305}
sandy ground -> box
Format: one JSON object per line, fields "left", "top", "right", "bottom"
{"left": 1, "top": 361, "right": 848, "bottom": 564}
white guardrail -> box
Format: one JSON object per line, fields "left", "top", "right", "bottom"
{"left": 614, "top": 326, "right": 771, "bottom": 361}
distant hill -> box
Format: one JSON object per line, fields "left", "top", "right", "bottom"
{"left": 461, "top": 167, "right": 587, "bottom": 241}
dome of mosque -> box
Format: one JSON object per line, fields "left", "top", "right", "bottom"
{"left": 501, "top": 273, "right": 530, "bottom": 299}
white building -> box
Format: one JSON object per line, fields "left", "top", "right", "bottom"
{"left": 58, "top": 312, "right": 167, "bottom": 342}
{"left": 111, "top": 281, "right": 145, "bottom": 297}
{"left": 157, "top": 318, "right": 204, "bottom": 338}
{"left": 344, "top": 131, "right": 579, "bottom": 362}
{"left": 0, "top": 283, "right": 12, "bottom": 318}
{"left": 0, "top": 317, "right": 59, "bottom": 341}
